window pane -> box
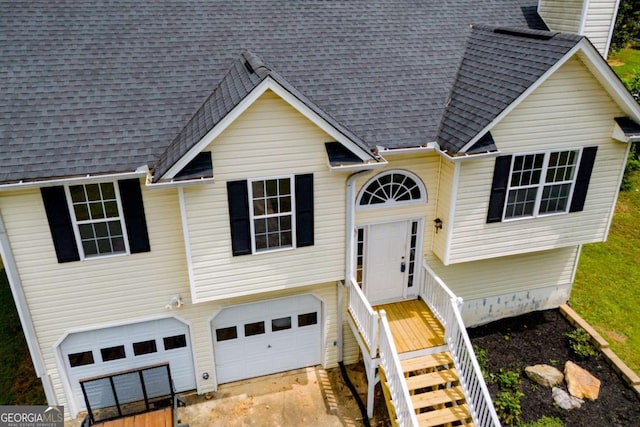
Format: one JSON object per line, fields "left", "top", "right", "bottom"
{"left": 101, "top": 183, "right": 116, "bottom": 200}
{"left": 280, "top": 196, "right": 291, "bottom": 213}
{"left": 281, "top": 231, "right": 292, "bottom": 247}
{"left": 267, "top": 232, "right": 280, "bottom": 248}
{"left": 163, "top": 334, "right": 187, "bottom": 350}
{"left": 108, "top": 221, "right": 122, "bottom": 236}
{"left": 252, "top": 181, "right": 264, "bottom": 198}
{"left": 267, "top": 217, "right": 279, "bottom": 231}
{"left": 279, "top": 178, "right": 290, "bottom": 195}
{"left": 85, "top": 184, "right": 101, "bottom": 201}
{"left": 272, "top": 317, "right": 292, "bottom": 332}
{"left": 74, "top": 204, "right": 90, "bottom": 221}
{"left": 298, "top": 312, "right": 318, "bottom": 327}
{"left": 266, "top": 197, "right": 278, "bottom": 214}
{"left": 82, "top": 240, "right": 98, "bottom": 257}
{"left": 216, "top": 327, "right": 238, "bottom": 342}
{"left": 68, "top": 351, "right": 94, "bottom": 367}
{"left": 133, "top": 340, "right": 157, "bottom": 356}
{"left": 97, "top": 238, "right": 112, "bottom": 254}
{"left": 90, "top": 202, "right": 105, "bottom": 220}
{"left": 266, "top": 180, "right": 278, "bottom": 197}
{"left": 253, "top": 199, "right": 265, "bottom": 216}
{"left": 254, "top": 218, "right": 266, "bottom": 234}
{"left": 280, "top": 215, "right": 291, "bottom": 230}
{"left": 255, "top": 234, "right": 267, "bottom": 250}
{"left": 101, "top": 345, "right": 126, "bottom": 362}
{"left": 94, "top": 222, "right": 109, "bottom": 238}
{"left": 104, "top": 201, "right": 119, "bottom": 218}
{"left": 244, "top": 321, "right": 265, "bottom": 337}
{"left": 70, "top": 185, "right": 86, "bottom": 203}
{"left": 112, "top": 237, "right": 125, "bottom": 252}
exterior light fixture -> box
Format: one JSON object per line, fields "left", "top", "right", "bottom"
{"left": 434, "top": 218, "right": 443, "bottom": 233}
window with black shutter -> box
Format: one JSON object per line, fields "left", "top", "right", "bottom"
{"left": 227, "top": 174, "right": 314, "bottom": 255}
{"left": 41, "top": 179, "right": 150, "bottom": 262}
{"left": 487, "top": 147, "right": 597, "bottom": 223}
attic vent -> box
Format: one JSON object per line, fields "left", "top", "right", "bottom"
{"left": 242, "top": 51, "right": 270, "bottom": 77}
{"left": 493, "top": 27, "right": 558, "bottom": 40}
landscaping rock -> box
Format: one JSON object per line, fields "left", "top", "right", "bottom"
{"left": 565, "top": 361, "right": 601, "bottom": 400}
{"left": 525, "top": 364, "right": 564, "bottom": 388}
{"left": 552, "top": 386, "right": 584, "bottom": 410}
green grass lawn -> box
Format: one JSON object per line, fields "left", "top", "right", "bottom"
{"left": 0, "top": 269, "right": 45, "bottom": 404}
{"left": 608, "top": 46, "right": 640, "bottom": 81}
{"left": 571, "top": 168, "right": 640, "bottom": 374}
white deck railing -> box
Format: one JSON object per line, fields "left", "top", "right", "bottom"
{"left": 347, "top": 277, "right": 378, "bottom": 357}
{"left": 379, "top": 310, "right": 420, "bottom": 427}
{"left": 419, "top": 262, "right": 501, "bottom": 427}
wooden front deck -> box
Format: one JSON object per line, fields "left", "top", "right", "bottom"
{"left": 374, "top": 299, "right": 445, "bottom": 354}
{"left": 94, "top": 407, "right": 173, "bottom": 427}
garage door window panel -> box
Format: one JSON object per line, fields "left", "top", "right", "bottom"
{"left": 101, "top": 345, "right": 126, "bottom": 362}
{"left": 298, "top": 312, "right": 318, "bottom": 327}
{"left": 69, "top": 351, "right": 94, "bottom": 367}
{"left": 215, "top": 327, "right": 238, "bottom": 342}
{"left": 133, "top": 340, "right": 157, "bottom": 356}
{"left": 163, "top": 335, "right": 187, "bottom": 350}
{"left": 244, "top": 321, "right": 265, "bottom": 337}
{"left": 272, "top": 317, "right": 292, "bottom": 332}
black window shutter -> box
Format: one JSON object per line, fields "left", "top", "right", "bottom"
{"left": 295, "top": 174, "right": 314, "bottom": 247}
{"left": 227, "top": 180, "right": 252, "bottom": 256}
{"left": 486, "top": 155, "right": 513, "bottom": 223}
{"left": 40, "top": 186, "right": 80, "bottom": 263}
{"left": 570, "top": 146, "right": 598, "bottom": 213}
{"left": 118, "top": 179, "right": 151, "bottom": 254}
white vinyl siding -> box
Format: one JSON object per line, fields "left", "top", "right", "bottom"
{"left": 582, "top": 0, "right": 619, "bottom": 56}
{"left": 432, "top": 158, "right": 454, "bottom": 261}
{"left": 446, "top": 56, "right": 627, "bottom": 264}
{"left": 428, "top": 246, "right": 579, "bottom": 301}
{"left": 538, "top": 0, "right": 584, "bottom": 33}
{"left": 183, "top": 90, "right": 346, "bottom": 302}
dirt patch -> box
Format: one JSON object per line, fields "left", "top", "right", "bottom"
{"left": 608, "top": 59, "right": 625, "bottom": 66}
{"left": 470, "top": 309, "right": 640, "bottom": 426}
{"left": 598, "top": 328, "right": 629, "bottom": 344}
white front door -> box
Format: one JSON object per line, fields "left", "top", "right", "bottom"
{"left": 364, "top": 220, "right": 411, "bottom": 304}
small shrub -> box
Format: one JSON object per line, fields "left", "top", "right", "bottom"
{"left": 519, "top": 416, "right": 565, "bottom": 427}
{"left": 473, "top": 345, "right": 492, "bottom": 381}
{"left": 494, "top": 390, "right": 524, "bottom": 427}
{"left": 566, "top": 328, "right": 600, "bottom": 359}
{"left": 496, "top": 368, "right": 521, "bottom": 392}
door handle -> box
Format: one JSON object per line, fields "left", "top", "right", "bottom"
{"left": 400, "top": 261, "right": 406, "bottom": 273}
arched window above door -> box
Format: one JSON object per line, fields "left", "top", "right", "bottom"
{"left": 357, "top": 170, "right": 426, "bottom": 208}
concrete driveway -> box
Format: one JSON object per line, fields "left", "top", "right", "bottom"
{"left": 177, "top": 365, "right": 387, "bottom": 427}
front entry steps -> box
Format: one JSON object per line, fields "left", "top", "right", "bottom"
{"left": 383, "top": 351, "right": 474, "bottom": 427}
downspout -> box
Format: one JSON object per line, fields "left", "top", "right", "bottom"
{"left": 338, "top": 170, "right": 371, "bottom": 362}
{"left": 0, "top": 208, "right": 57, "bottom": 405}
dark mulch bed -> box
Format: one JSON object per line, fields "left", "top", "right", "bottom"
{"left": 469, "top": 309, "right": 640, "bottom": 427}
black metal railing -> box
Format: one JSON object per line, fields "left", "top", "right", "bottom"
{"left": 80, "top": 362, "right": 175, "bottom": 426}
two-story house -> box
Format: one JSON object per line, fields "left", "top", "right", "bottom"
{"left": 1, "top": 0, "right": 639, "bottom": 424}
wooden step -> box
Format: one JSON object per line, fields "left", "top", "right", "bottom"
{"left": 416, "top": 404, "right": 471, "bottom": 427}
{"left": 405, "top": 368, "right": 458, "bottom": 391}
{"left": 411, "top": 385, "right": 465, "bottom": 410}
{"left": 401, "top": 352, "right": 453, "bottom": 374}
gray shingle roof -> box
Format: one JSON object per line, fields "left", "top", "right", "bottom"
{"left": 437, "top": 25, "right": 583, "bottom": 154}
{"left": 1, "top": 0, "right": 548, "bottom": 184}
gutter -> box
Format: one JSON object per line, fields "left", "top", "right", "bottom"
{"left": 375, "top": 143, "right": 436, "bottom": 156}
{"left": 0, "top": 209, "right": 57, "bottom": 405}
{"left": 0, "top": 168, "right": 148, "bottom": 192}
{"left": 339, "top": 170, "right": 371, "bottom": 362}
{"left": 437, "top": 149, "right": 501, "bottom": 163}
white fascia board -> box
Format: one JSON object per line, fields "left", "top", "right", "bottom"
{"left": 459, "top": 39, "right": 640, "bottom": 154}
{"left": 146, "top": 177, "right": 215, "bottom": 189}
{"left": 0, "top": 170, "right": 148, "bottom": 192}
{"left": 328, "top": 159, "right": 388, "bottom": 172}
{"left": 458, "top": 43, "right": 583, "bottom": 154}
{"left": 161, "top": 78, "right": 375, "bottom": 181}
{"left": 178, "top": 187, "right": 198, "bottom": 303}
{"left": 578, "top": 0, "right": 590, "bottom": 35}
{"left": 576, "top": 45, "right": 640, "bottom": 121}
{"left": 437, "top": 148, "right": 501, "bottom": 163}
{"left": 603, "top": 0, "right": 622, "bottom": 60}
{"left": 611, "top": 122, "right": 640, "bottom": 143}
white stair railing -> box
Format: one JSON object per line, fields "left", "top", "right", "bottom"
{"left": 347, "top": 277, "right": 378, "bottom": 357}
{"left": 379, "top": 310, "right": 420, "bottom": 427}
{"left": 420, "top": 262, "right": 501, "bottom": 427}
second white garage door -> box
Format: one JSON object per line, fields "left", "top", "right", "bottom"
{"left": 212, "top": 294, "right": 322, "bottom": 384}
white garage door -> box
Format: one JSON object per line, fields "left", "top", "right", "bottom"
{"left": 212, "top": 294, "right": 322, "bottom": 384}
{"left": 59, "top": 317, "right": 196, "bottom": 411}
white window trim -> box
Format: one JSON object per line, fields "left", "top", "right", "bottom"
{"left": 247, "top": 175, "right": 297, "bottom": 254}
{"left": 65, "top": 181, "right": 131, "bottom": 260}
{"left": 503, "top": 148, "right": 583, "bottom": 222}
{"left": 356, "top": 169, "right": 427, "bottom": 210}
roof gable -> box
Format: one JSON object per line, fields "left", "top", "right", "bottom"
{"left": 154, "top": 52, "right": 379, "bottom": 182}
{"left": 437, "top": 25, "right": 582, "bottom": 155}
